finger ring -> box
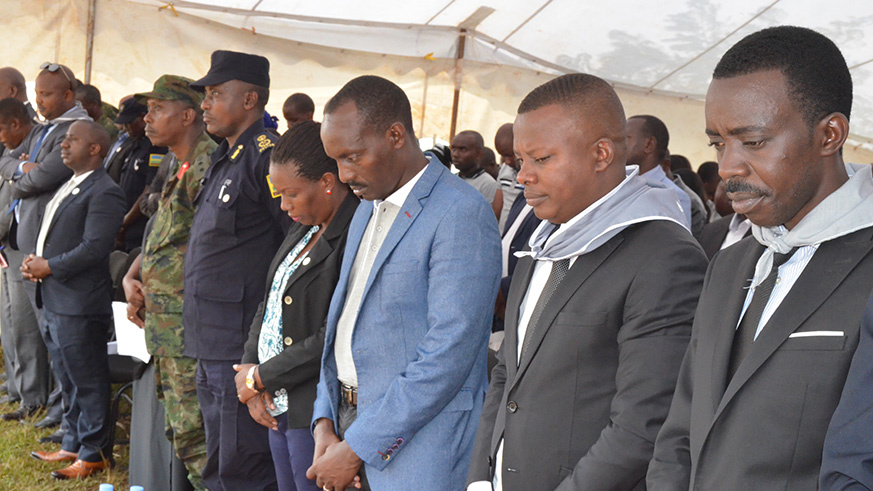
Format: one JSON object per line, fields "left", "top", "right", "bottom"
{"left": 323, "top": 487, "right": 330, "bottom": 491}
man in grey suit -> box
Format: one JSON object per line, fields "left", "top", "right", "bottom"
{"left": 0, "top": 63, "right": 91, "bottom": 429}
{"left": 0, "top": 98, "right": 50, "bottom": 420}
{"left": 467, "top": 74, "right": 707, "bottom": 491}
{"left": 647, "top": 26, "right": 873, "bottom": 490}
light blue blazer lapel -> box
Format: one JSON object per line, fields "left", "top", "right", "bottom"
{"left": 359, "top": 161, "right": 441, "bottom": 304}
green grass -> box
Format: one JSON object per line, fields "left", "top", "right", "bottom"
{"left": 0, "top": 348, "right": 130, "bottom": 490}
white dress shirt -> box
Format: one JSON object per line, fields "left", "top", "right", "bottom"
{"left": 35, "top": 170, "right": 93, "bottom": 257}
{"left": 720, "top": 214, "right": 752, "bottom": 250}
{"left": 334, "top": 164, "right": 427, "bottom": 387}
{"left": 738, "top": 240, "right": 819, "bottom": 340}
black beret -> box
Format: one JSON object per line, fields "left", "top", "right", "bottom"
{"left": 190, "top": 50, "right": 270, "bottom": 90}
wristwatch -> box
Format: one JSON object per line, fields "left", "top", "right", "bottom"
{"left": 245, "top": 365, "right": 258, "bottom": 391}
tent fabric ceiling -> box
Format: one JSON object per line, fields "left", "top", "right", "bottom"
{"left": 129, "top": 0, "right": 873, "bottom": 149}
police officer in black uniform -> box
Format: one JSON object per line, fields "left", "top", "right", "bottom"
{"left": 111, "top": 99, "right": 166, "bottom": 251}
{"left": 185, "top": 50, "right": 290, "bottom": 491}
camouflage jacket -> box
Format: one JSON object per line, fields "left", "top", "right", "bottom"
{"left": 140, "top": 131, "right": 217, "bottom": 357}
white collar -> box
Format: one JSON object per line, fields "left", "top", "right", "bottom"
{"left": 70, "top": 170, "right": 95, "bottom": 186}
{"left": 729, "top": 213, "right": 749, "bottom": 231}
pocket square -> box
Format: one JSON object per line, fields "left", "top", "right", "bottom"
{"left": 788, "top": 331, "right": 844, "bottom": 338}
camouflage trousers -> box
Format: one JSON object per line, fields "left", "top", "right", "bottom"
{"left": 155, "top": 355, "right": 208, "bottom": 491}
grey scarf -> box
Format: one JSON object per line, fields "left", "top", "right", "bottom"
{"left": 518, "top": 167, "right": 687, "bottom": 261}
{"left": 750, "top": 162, "right": 873, "bottom": 288}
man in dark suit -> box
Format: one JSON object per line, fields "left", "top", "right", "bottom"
{"left": 647, "top": 26, "right": 873, "bottom": 490}
{"left": 468, "top": 74, "right": 707, "bottom": 491}
{"left": 697, "top": 213, "right": 751, "bottom": 259}
{"left": 23, "top": 120, "right": 126, "bottom": 480}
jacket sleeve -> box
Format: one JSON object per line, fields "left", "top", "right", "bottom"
{"left": 47, "top": 184, "right": 126, "bottom": 282}
{"left": 11, "top": 134, "right": 73, "bottom": 199}
{"left": 467, "top": 340, "right": 507, "bottom": 485}
{"left": 556, "top": 235, "right": 706, "bottom": 491}
{"left": 342, "top": 196, "right": 502, "bottom": 471}
{"left": 819, "top": 295, "right": 873, "bottom": 491}
{"left": 645, "top": 252, "right": 719, "bottom": 491}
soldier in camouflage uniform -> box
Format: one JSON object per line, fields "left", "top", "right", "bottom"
{"left": 122, "top": 75, "right": 217, "bottom": 491}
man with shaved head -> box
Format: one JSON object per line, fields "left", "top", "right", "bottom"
{"left": 0, "top": 67, "right": 36, "bottom": 119}
{"left": 24, "top": 120, "right": 126, "bottom": 480}
{"left": 452, "top": 129, "right": 502, "bottom": 217}
{"left": 0, "top": 63, "right": 91, "bottom": 431}
{"left": 468, "top": 73, "right": 707, "bottom": 490}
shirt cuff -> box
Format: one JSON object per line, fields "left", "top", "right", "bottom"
{"left": 467, "top": 481, "right": 493, "bottom": 491}
{"left": 14, "top": 161, "right": 25, "bottom": 177}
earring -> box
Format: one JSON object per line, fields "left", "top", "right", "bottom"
{"left": 326, "top": 189, "right": 332, "bottom": 195}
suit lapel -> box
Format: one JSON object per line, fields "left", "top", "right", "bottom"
{"left": 48, "top": 172, "right": 98, "bottom": 233}
{"left": 360, "top": 162, "right": 440, "bottom": 302}
{"left": 707, "top": 240, "right": 763, "bottom": 408}
{"left": 273, "top": 224, "right": 310, "bottom": 290}
{"left": 713, "top": 229, "right": 873, "bottom": 421}
{"left": 509, "top": 234, "right": 623, "bottom": 392}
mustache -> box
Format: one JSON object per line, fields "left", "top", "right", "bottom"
{"left": 725, "top": 179, "right": 771, "bottom": 197}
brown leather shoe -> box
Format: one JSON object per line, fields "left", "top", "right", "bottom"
{"left": 31, "top": 449, "right": 77, "bottom": 462}
{"left": 51, "top": 459, "right": 109, "bottom": 480}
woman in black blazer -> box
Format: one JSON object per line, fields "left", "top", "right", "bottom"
{"left": 233, "top": 121, "right": 358, "bottom": 491}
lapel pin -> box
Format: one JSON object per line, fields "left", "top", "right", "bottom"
{"left": 405, "top": 211, "right": 411, "bottom": 218}
{"left": 72, "top": 188, "right": 80, "bottom": 195}
{"left": 302, "top": 257, "right": 311, "bottom": 266}
{"left": 222, "top": 194, "right": 230, "bottom": 203}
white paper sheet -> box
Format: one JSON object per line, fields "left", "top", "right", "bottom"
{"left": 112, "top": 301, "right": 151, "bottom": 364}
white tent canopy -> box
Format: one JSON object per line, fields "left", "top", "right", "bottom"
{"left": 6, "top": 0, "right": 873, "bottom": 164}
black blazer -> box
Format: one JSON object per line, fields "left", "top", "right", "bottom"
{"left": 242, "top": 192, "right": 358, "bottom": 428}
{"left": 648, "top": 227, "right": 873, "bottom": 490}
{"left": 470, "top": 220, "right": 707, "bottom": 490}
{"left": 38, "top": 168, "right": 127, "bottom": 316}
{"left": 698, "top": 214, "right": 751, "bottom": 260}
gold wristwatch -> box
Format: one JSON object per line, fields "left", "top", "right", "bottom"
{"left": 246, "top": 365, "right": 258, "bottom": 391}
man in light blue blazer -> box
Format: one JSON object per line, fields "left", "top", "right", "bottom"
{"left": 306, "top": 75, "right": 501, "bottom": 491}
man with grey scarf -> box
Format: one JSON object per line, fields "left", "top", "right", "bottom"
{"left": 648, "top": 26, "right": 873, "bottom": 490}
{"left": 467, "top": 73, "right": 707, "bottom": 491}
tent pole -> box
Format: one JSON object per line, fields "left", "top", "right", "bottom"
{"left": 449, "top": 29, "right": 466, "bottom": 142}
{"left": 84, "top": 0, "right": 97, "bottom": 84}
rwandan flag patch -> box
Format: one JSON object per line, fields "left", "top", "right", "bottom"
{"left": 149, "top": 154, "right": 163, "bottom": 167}
{"left": 266, "top": 175, "right": 280, "bottom": 198}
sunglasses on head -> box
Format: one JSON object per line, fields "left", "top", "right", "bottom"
{"left": 39, "top": 62, "right": 74, "bottom": 91}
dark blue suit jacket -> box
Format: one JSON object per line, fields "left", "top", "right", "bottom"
{"left": 38, "top": 167, "right": 126, "bottom": 316}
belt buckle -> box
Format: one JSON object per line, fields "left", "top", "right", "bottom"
{"left": 341, "top": 384, "right": 357, "bottom": 406}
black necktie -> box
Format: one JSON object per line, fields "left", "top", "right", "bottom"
{"left": 520, "top": 258, "right": 570, "bottom": 363}
{"left": 727, "top": 247, "right": 799, "bottom": 381}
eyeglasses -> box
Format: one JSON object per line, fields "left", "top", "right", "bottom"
{"left": 39, "top": 62, "right": 74, "bottom": 92}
